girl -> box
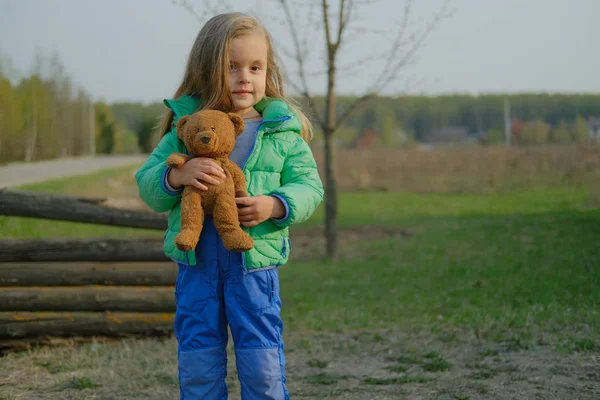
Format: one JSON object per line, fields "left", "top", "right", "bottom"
{"left": 135, "top": 12, "right": 324, "bottom": 400}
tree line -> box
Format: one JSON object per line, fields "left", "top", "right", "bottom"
{"left": 0, "top": 53, "right": 138, "bottom": 164}
{"left": 113, "top": 93, "right": 600, "bottom": 150}
{"left": 2, "top": 53, "right": 599, "bottom": 164}
{"left": 325, "top": 94, "right": 599, "bottom": 146}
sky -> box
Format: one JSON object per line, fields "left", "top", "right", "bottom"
{"left": 0, "top": 0, "right": 598, "bottom": 104}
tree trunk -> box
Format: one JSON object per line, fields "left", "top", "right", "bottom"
{"left": 89, "top": 99, "right": 96, "bottom": 155}
{"left": 324, "top": 51, "right": 338, "bottom": 260}
{"left": 0, "top": 189, "right": 167, "bottom": 230}
{"left": 0, "top": 262, "right": 176, "bottom": 286}
{"left": 323, "top": 128, "right": 338, "bottom": 260}
{"left": 0, "top": 286, "right": 176, "bottom": 312}
{"left": 0, "top": 238, "right": 167, "bottom": 262}
{"left": 25, "top": 84, "right": 37, "bottom": 162}
{"left": 0, "top": 108, "right": 3, "bottom": 162}
{"left": 0, "top": 311, "right": 174, "bottom": 339}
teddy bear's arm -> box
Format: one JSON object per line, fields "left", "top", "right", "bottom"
{"left": 224, "top": 159, "right": 248, "bottom": 197}
{"left": 166, "top": 153, "right": 191, "bottom": 169}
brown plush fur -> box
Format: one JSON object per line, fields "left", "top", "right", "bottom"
{"left": 166, "top": 110, "right": 254, "bottom": 252}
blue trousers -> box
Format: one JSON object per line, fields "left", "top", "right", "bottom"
{"left": 174, "top": 217, "right": 289, "bottom": 400}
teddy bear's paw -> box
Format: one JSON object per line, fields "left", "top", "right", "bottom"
{"left": 222, "top": 232, "right": 254, "bottom": 252}
{"left": 175, "top": 232, "right": 198, "bottom": 252}
{"left": 166, "top": 155, "right": 184, "bottom": 168}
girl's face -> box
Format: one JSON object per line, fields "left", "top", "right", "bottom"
{"left": 228, "top": 32, "right": 268, "bottom": 118}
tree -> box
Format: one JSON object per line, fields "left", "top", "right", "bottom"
{"left": 551, "top": 120, "right": 571, "bottom": 144}
{"left": 1, "top": 52, "right": 94, "bottom": 163}
{"left": 484, "top": 128, "right": 504, "bottom": 144}
{"left": 113, "top": 128, "right": 140, "bottom": 154}
{"left": 178, "top": 0, "right": 452, "bottom": 260}
{"left": 285, "top": 0, "right": 451, "bottom": 259}
{"left": 572, "top": 114, "right": 589, "bottom": 143}
{"left": 95, "top": 102, "right": 117, "bottom": 154}
{"left": 0, "top": 76, "right": 23, "bottom": 163}
{"left": 0, "top": 54, "right": 19, "bottom": 83}
{"left": 16, "top": 75, "right": 55, "bottom": 162}
{"left": 519, "top": 119, "right": 549, "bottom": 145}
{"left": 137, "top": 114, "right": 159, "bottom": 153}
{"left": 380, "top": 112, "right": 396, "bottom": 147}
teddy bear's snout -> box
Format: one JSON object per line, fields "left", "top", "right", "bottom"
{"left": 200, "top": 136, "right": 211, "bottom": 144}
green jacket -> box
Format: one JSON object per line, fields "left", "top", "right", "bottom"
{"left": 135, "top": 95, "right": 324, "bottom": 270}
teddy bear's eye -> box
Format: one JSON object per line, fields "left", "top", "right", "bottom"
{"left": 211, "top": 127, "right": 215, "bottom": 132}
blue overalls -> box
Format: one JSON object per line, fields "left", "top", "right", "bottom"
{"left": 174, "top": 218, "right": 289, "bottom": 399}
{"left": 173, "top": 117, "right": 290, "bottom": 399}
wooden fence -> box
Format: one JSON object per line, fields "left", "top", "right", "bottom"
{"left": 0, "top": 188, "right": 177, "bottom": 351}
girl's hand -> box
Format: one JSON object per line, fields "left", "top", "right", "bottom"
{"left": 168, "top": 158, "right": 227, "bottom": 191}
{"left": 236, "top": 195, "right": 285, "bottom": 228}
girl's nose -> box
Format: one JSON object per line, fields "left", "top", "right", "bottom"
{"left": 239, "top": 69, "right": 251, "bottom": 83}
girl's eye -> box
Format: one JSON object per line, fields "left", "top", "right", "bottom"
{"left": 251, "top": 66, "right": 261, "bottom": 71}
{"left": 229, "top": 64, "right": 237, "bottom": 71}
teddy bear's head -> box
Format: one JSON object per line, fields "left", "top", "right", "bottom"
{"left": 176, "top": 110, "right": 245, "bottom": 158}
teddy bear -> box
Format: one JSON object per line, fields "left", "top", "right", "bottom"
{"left": 166, "top": 109, "right": 254, "bottom": 253}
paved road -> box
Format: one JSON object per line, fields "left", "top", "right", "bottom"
{"left": 0, "top": 155, "right": 148, "bottom": 188}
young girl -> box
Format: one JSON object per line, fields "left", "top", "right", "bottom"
{"left": 135, "top": 12, "right": 324, "bottom": 400}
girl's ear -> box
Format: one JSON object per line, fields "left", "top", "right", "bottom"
{"left": 227, "top": 113, "right": 245, "bottom": 136}
{"left": 176, "top": 116, "right": 189, "bottom": 140}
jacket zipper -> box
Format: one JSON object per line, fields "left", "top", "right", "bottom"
{"left": 281, "top": 237, "right": 287, "bottom": 258}
{"left": 241, "top": 116, "right": 291, "bottom": 171}
{"left": 240, "top": 115, "right": 291, "bottom": 271}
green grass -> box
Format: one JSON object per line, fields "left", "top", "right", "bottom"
{"left": 3, "top": 164, "right": 599, "bottom": 350}
{"left": 0, "top": 216, "right": 158, "bottom": 239}
{"left": 422, "top": 352, "right": 451, "bottom": 372}
{"left": 59, "top": 376, "right": 102, "bottom": 390}
{"left": 1, "top": 161, "right": 599, "bottom": 399}
{"left": 0, "top": 163, "right": 159, "bottom": 239}
{"left": 282, "top": 187, "right": 600, "bottom": 345}
{"left": 305, "top": 187, "right": 592, "bottom": 226}
{"left": 362, "top": 375, "right": 433, "bottom": 385}
{"left": 8, "top": 163, "right": 142, "bottom": 196}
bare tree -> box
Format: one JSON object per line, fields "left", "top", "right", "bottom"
{"left": 176, "top": 0, "right": 452, "bottom": 260}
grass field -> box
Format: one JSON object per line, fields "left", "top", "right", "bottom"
{"left": 1, "top": 146, "right": 599, "bottom": 399}
{"left": 0, "top": 164, "right": 160, "bottom": 239}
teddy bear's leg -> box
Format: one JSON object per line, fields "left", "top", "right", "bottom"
{"left": 213, "top": 191, "right": 254, "bottom": 252}
{"left": 175, "top": 188, "right": 204, "bottom": 252}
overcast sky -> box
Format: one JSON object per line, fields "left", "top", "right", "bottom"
{"left": 0, "top": 0, "right": 597, "bottom": 104}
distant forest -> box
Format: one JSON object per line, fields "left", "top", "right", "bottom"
{"left": 112, "top": 93, "right": 600, "bottom": 150}
{"left": 2, "top": 52, "right": 599, "bottom": 164}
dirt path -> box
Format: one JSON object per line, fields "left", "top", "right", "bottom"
{"left": 1, "top": 332, "right": 598, "bottom": 399}
{"left": 0, "top": 155, "right": 147, "bottom": 188}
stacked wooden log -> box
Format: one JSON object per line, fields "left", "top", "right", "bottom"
{"left": 0, "top": 189, "right": 177, "bottom": 351}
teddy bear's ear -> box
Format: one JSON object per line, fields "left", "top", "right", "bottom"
{"left": 227, "top": 113, "right": 245, "bottom": 136}
{"left": 175, "top": 116, "right": 189, "bottom": 140}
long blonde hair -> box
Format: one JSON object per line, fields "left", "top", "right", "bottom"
{"left": 158, "top": 12, "right": 313, "bottom": 142}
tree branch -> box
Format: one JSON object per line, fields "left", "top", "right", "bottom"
{"left": 172, "top": 0, "right": 232, "bottom": 23}
{"left": 286, "top": 80, "right": 327, "bottom": 133}
{"left": 322, "top": 0, "right": 333, "bottom": 52}
{"left": 298, "top": 2, "right": 319, "bottom": 61}
{"left": 334, "top": 0, "right": 346, "bottom": 51}
{"left": 334, "top": 93, "right": 375, "bottom": 130}
{"left": 371, "top": 0, "right": 453, "bottom": 93}
{"left": 335, "top": 0, "right": 452, "bottom": 129}
{"left": 279, "top": 0, "right": 326, "bottom": 128}
{"left": 302, "top": 48, "right": 392, "bottom": 78}
{"left": 367, "top": 0, "right": 413, "bottom": 91}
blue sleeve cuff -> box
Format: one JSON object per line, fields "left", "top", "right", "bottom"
{"left": 270, "top": 194, "right": 290, "bottom": 224}
{"left": 161, "top": 167, "right": 183, "bottom": 196}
